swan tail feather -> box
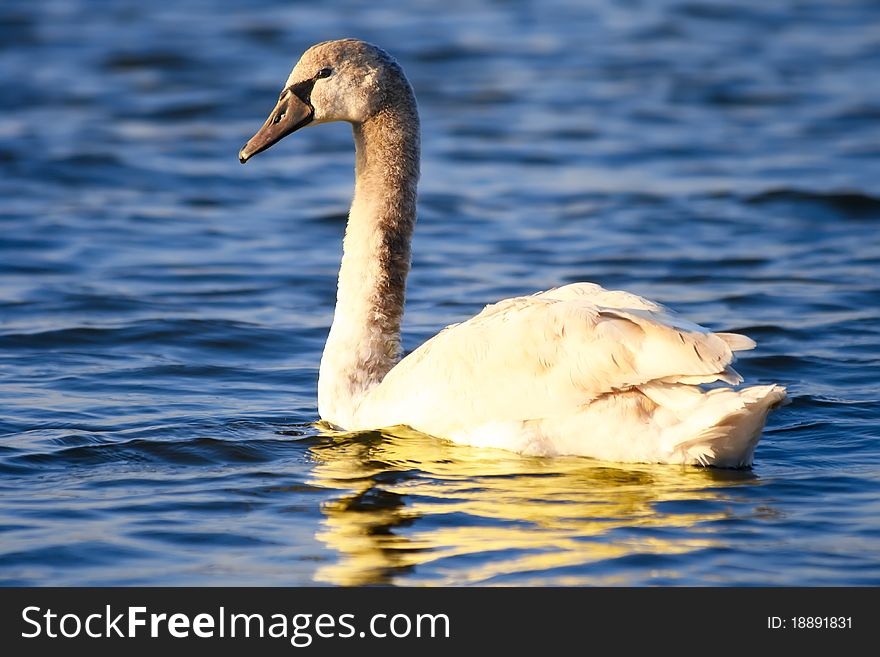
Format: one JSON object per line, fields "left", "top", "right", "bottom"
{"left": 715, "top": 332, "right": 757, "bottom": 352}
{"left": 656, "top": 384, "right": 787, "bottom": 467}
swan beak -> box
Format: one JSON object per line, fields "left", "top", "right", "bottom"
{"left": 239, "top": 93, "right": 313, "bottom": 163}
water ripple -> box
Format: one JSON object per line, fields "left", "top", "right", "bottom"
{"left": 0, "top": 0, "right": 878, "bottom": 586}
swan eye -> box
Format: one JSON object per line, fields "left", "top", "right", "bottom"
{"left": 315, "top": 67, "right": 333, "bottom": 79}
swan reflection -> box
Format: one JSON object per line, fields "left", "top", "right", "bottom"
{"left": 307, "top": 426, "right": 758, "bottom": 585}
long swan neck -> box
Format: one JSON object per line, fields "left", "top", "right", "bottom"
{"left": 318, "top": 94, "right": 420, "bottom": 425}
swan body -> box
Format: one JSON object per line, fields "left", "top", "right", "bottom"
{"left": 240, "top": 39, "right": 785, "bottom": 467}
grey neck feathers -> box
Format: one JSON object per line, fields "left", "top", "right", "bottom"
{"left": 318, "top": 89, "right": 420, "bottom": 424}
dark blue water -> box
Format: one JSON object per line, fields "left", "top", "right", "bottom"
{"left": 1, "top": 0, "right": 879, "bottom": 586}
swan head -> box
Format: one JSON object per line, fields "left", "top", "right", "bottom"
{"left": 239, "top": 39, "right": 412, "bottom": 163}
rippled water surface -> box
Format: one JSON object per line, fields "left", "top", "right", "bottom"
{"left": 2, "top": 0, "right": 879, "bottom": 586}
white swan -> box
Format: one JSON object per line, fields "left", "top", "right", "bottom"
{"left": 239, "top": 39, "right": 786, "bottom": 467}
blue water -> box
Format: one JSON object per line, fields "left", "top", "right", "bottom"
{"left": 1, "top": 0, "right": 879, "bottom": 586}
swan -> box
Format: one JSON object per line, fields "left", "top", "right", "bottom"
{"left": 239, "top": 39, "right": 786, "bottom": 467}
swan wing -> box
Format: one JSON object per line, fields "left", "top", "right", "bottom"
{"left": 355, "top": 283, "right": 755, "bottom": 434}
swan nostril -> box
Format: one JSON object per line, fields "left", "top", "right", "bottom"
{"left": 273, "top": 111, "right": 285, "bottom": 124}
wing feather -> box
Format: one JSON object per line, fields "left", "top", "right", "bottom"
{"left": 354, "top": 284, "right": 753, "bottom": 436}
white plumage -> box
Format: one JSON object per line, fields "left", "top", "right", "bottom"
{"left": 355, "top": 283, "right": 785, "bottom": 466}
{"left": 240, "top": 39, "right": 786, "bottom": 467}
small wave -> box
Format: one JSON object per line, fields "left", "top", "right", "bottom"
{"left": 129, "top": 529, "right": 275, "bottom": 548}
{"left": 1, "top": 541, "right": 150, "bottom": 568}
{"left": 745, "top": 189, "right": 880, "bottom": 218}
{"left": 151, "top": 100, "right": 224, "bottom": 120}
{"left": 10, "top": 436, "right": 300, "bottom": 469}
{"left": 0, "top": 318, "right": 288, "bottom": 355}
{"left": 0, "top": 10, "right": 38, "bottom": 50}
{"left": 50, "top": 153, "right": 124, "bottom": 168}
{"left": 102, "top": 51, "right": 195, "bottom": 72}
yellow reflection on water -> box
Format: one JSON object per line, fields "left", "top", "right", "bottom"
{"left": 307, "top": 425, "right": 756, "bottom": 586}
